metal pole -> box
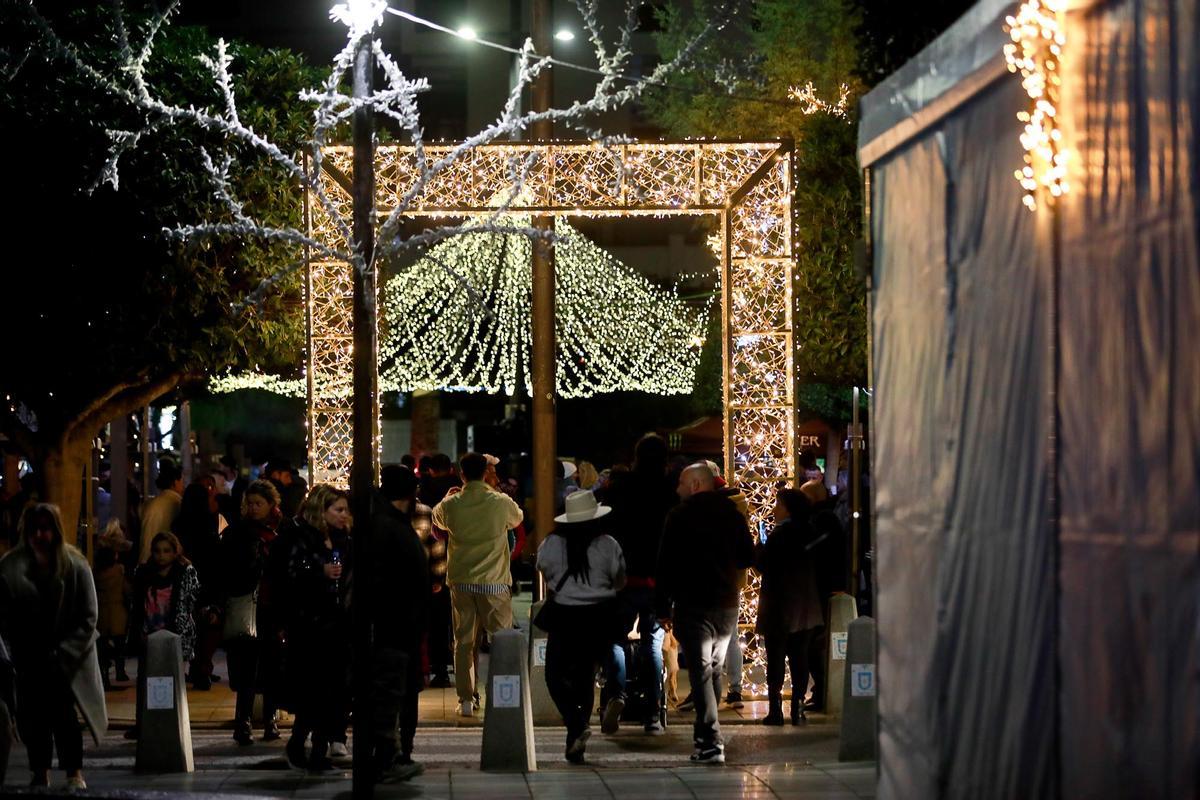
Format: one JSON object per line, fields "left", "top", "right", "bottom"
{"left": 111, "top": 414, "right": 128, "bottom": 533}
{"left": 140, "top": 406, "right": 152, "bottom": 500}
{"left": 180, "top": 400, "right": 193, "bottom": 486}
{"left": 529, "top": 0, "right": 554, "bottom": 601}
{"left": 849, "top": 387, "right": 862, "bottom": 598}
{"left": 349, "top": 29, "right": 378, "bottom": 800}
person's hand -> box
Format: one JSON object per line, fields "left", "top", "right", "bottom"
{"left": 658, "top": 617, "right": 673, "bottom": 632}
{"left": 323, "top": 563, "right": 343, "bottom": 580}
{"left": 431, "top": 583, "right": 443, "bottom": 594}
{"left": 445, "top": 485, "right": 462, "bottom": 497}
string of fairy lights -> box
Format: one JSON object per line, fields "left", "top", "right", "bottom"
{"left": 1004, "top": 0, "right": 1068, "bottom": 210}
{"left": 379, "top": 215, "right": 712, "bottom": 398}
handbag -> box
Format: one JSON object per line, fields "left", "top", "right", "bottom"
{"left": 532, "top": 573, "right": 572, "bottom": 633}
{"left": 223, "top": 592, "right": 258, "bottom": 640}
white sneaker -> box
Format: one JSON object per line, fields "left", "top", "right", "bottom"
{"left": 65, "top": 776, "right": 88, "bottom": 791}
{"left": 459, "top": 700, "right": 475, "bottom": 717}
{"left": 329, "top": 741, "right": 349, "bottom": 758}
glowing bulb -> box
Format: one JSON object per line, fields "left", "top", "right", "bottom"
{"left": 456, "top": 26, "right": 477, "bottom": 40}
{"left": 554, "top": 29, "right": 575, "bottom": 42}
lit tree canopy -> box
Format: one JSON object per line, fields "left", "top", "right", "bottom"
{"left": 379, "top": 217, "right": 713, "bottom": 398}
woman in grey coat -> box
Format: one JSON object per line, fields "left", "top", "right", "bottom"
{"left": 0, "top": 503, "right": 107, "bottom": 790}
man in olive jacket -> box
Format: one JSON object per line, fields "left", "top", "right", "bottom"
{"left": 366, "top": 466, "right": 429, "bottom": 783}
{"left": 431, "top": 452, "right": 524, "bottom": 716}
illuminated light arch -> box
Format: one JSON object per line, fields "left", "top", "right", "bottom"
{"left": 306, "top": 140, "right": 797, "bottom": 686}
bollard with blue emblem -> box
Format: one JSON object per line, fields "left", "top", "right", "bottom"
{"left": 481, "top": 628, "right": 537, "bottom": 771}
{"left": 136, "top": 630, "right": 194, "bottom": 772}
{"left": 528, "top": 602, "right": 560, "bottom": 724}
{"left": 838, "top": 615, "right": 877, "bottom": 761}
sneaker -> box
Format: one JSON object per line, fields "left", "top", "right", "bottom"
{"left": 644, "top": 720, "right": 665, "bottom": 735}
{"left": 676, "top": 693, "right": 695, "bottom": 712}
{"left": 123, "top": 726, "right": 139, "bottom": 740}
{"left": 601, "top": 695, "right": 625, "bottom": 734}
{"left": 262, "top": 720, "right": 281, "bottom": 741}
{"left": 690, "top": 743, "right": 725, "bottom": 764}
{"left": 65, "top": 775, "right": 87, "bottom": 791}
{"left": 459, "top": 700, "right": 475, "bottom": 717}
{"left": 329, "top": 741, "right": 349, "bottom": 758}
{"left": 429, "top": 673, "right": 452, "bottom": 688}
{"left": 565, "top": 729, "right": 591, "bottom": 764}
{"left": 379, "top": 758, "right": 424, "bottom": 783}
{"left": 724, "top": 690, "right": 744, "bottom": 709}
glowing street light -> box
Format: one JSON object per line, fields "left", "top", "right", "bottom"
{"left": 456, "top": 25, "right": 477, "bottom": 40}
{"left": 554, "top": 28, "right": 575, "bottom": 41}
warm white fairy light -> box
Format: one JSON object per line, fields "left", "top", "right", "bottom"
{"left": 787, "top": 81, "right": 851, "bottom": 118}
{"left": 1004, "top": 0, "right": 1068, "bottom": 210}
{"left": 379, "top": 215, "right": 711, "bottom": 398}
{"left": 209, "top": 372, "right": 305, "bottom": 397}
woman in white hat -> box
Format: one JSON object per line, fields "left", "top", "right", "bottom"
{"left": 535, "top": 490, "right": 626, "bottom": 764}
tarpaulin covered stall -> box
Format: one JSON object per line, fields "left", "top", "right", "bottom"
{"left": 858, "top": 0, "right": 1198, "bottom": 797}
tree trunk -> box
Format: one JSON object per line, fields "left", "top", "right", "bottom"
{"left": 41, "top": 432, "right": 92, "bottom": 547}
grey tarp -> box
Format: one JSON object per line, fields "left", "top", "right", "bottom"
{"left": 859, "top": 1, "right": 1198, "bottom": 798}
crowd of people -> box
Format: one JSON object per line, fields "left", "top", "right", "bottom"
{"left": 0, "top": 435, "right": 851, "bottom": 786}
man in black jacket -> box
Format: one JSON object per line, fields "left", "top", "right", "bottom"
{"left": 656, "top": 463, "right": 754, "bottom": 764}
{"left": 367, "top": 466, "right": 429, "bottom": 783}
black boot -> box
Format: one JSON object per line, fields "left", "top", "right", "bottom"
{"left": 233, "top": 719, "right": 253, "bottom": 746}
{"left": 762, "top": 692, "right": 785, "bottom": 726}
{"left": 791, "top": 694, "right": 805, "bottom": 725}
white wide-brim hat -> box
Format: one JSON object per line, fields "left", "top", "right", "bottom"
{"left": 554, "top": 489, "right": 611, "bottom": 524}
{"left": 561, "top": 460, "right": 577, "bottom": 479}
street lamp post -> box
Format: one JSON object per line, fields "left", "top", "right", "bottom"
{"left": 349, "top": 23, "right": 378, "bottom": 800}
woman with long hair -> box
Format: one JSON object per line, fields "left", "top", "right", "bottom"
{"left": 0, "top": 503, "right": 107, "bottom": 789}
{"left": 283, "top": 484, "right": 352, "bottom": 773}
{"left": 125, "top": 531, "right": 200, "bottom": 739}
{"left": 220, "top": 478, "right": 282, "bottom": 745}
{"left": 536, "top": 490, "right": 626, "bottom": 764}
{"left": 756, "top": 488, "right": 824, "bottom": 725}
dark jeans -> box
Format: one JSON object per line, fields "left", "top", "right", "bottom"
{"left": 98, "top": 635, "right": 126, "bottom": 680}
{"left": 545, "top": 609, "right": 609, "bottom": 743}
{"left": 673, "top": 605, "right": 738, "bottom": 748}
{"left": 765, "top": 628, "right": 814, "bottom": 700}
{"left": 16, "top": 666, "right": 82, "bottom": 774}
{"left": 427, "top": 588, "right": 452, "bottom": 677}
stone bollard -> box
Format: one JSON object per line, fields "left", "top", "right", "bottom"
{"left": 481, "top": 628, "right": 536, "bottom": 772}
{"left": 838, "top": 616, "right": 877, "bottom": 761}
{"left": 825, "top": 592, "right": 858, "bottom": 719}
{"left": 136, "top": 630, "right": 194, "bottom": 773}
{"left": 527, "top": 602, "right": 559, "bottom": 724}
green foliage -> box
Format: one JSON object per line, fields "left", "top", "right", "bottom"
{"left": 644, "top": 0, "right": 868, "bottom": 417}
{"left": 0, "top": 5, "right": 323, "bottom": 432}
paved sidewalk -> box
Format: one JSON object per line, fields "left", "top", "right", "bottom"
{"left": 2, "top": 725, "right": 876, "bottom": 798}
